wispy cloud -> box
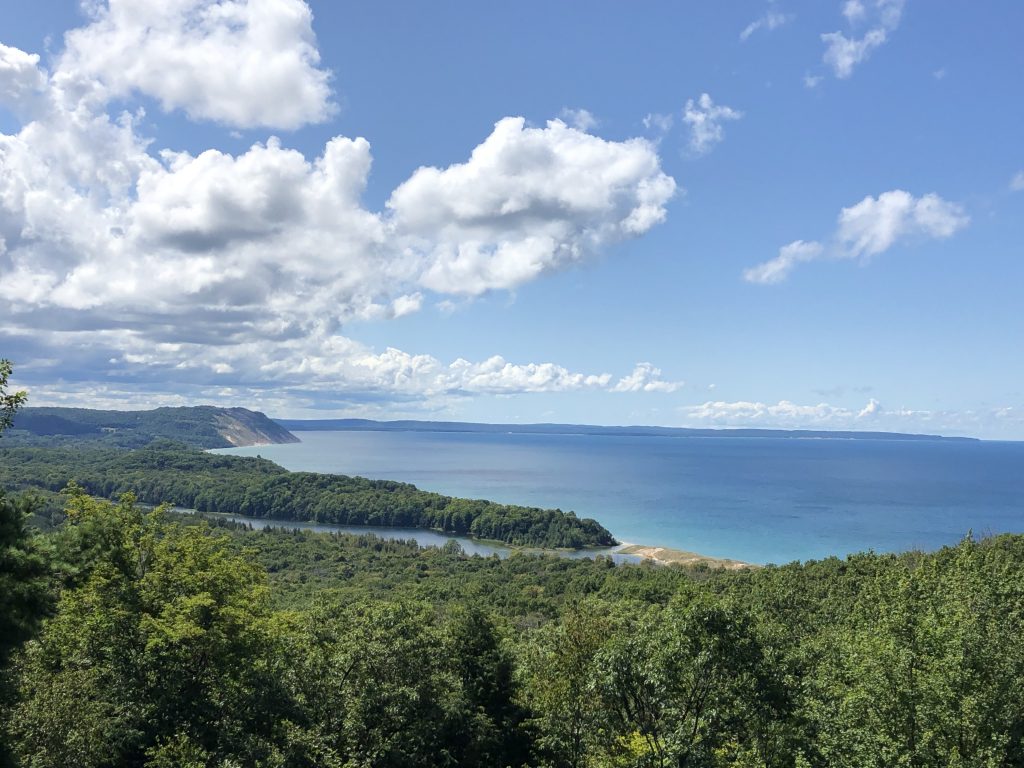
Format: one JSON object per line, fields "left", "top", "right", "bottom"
{"left": 744, "top": 190, "right": 969, "bottom": 283}
{"left": 820, "top": 0, "right": 906, "bottom": 79}
{"left": 1010, "top": 171, "right": 1024, "bottom": 192}
{"left": 559, "top": 107, "right": 598, "bottom": 132}
{"left": 682, "top": 93, "right": 743, "bottom": 156}
{"left": 642, "top": 112, "right": 675, "bottom": 135}
{"left": 803, "top": 73, "right": 824, "bottom": 89}
{"left": 842, "top": 0, "right": 868, "bottom": 23}
{"left": 739, "top": 8, "right": 791, "bottom": 41}
{"left": 743, "top": 241, "right": 823, "bottom": 285}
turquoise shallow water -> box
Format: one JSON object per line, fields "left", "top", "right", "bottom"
{"left": 215, "top": 430, "right": 1024, "bottom": 565}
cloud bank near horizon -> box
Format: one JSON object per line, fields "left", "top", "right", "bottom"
{"left": 678, "top": 397, "right": 1022, "bottom": 438}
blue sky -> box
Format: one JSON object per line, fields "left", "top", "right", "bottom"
{"left": 1, "top": 0, "right": 1022, "bottom": 438}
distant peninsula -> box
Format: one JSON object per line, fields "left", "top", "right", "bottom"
{"left": 275, "top": 417, "right": 978, "bottom": 443}
{"left": 9, "top": 406, "right": 300, "bottom": 449}
{"left": 1, "top": 406, "right": 615, "bottom": 549}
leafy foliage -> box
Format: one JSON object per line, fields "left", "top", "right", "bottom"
{"left": 0, "top": 359, "right": 28, "bottom": 434}
{"left": 9, "top": 490, "right": 287, "bottom": 767}
{"left": 0, "top": 492, "right": 50, "bottom": 668}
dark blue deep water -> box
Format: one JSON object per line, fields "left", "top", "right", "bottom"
{"left": 217, "top": 430, "right": 1024, "bottom": 565}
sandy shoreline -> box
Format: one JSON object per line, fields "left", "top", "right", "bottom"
{"left": 616, "top": 543, "right": 757, "bottom": 570}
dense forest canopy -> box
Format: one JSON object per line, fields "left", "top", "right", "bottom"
{"left": 2, "top": 491, "right": 1023, "bottom": 767}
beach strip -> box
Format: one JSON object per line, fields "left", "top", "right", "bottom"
{"left": 617, "top": 543, "right": 757, "bottom": 570}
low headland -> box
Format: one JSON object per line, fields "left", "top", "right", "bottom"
{"left": 9, "top": 405, "right": 299, "bottom": 448}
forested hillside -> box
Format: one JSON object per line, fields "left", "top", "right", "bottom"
{"left": 7, "top": 405, "right": 299, "bottom": 448}
{"left": 2, "top": 491, "right": 1022, "bottom": 767}
{"left": 0, "top": 442, "right": 617, "bottom": 549}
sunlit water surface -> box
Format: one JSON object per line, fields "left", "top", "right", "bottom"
{"left": 215, "top": 430, "right": 1024, "bottom": 564}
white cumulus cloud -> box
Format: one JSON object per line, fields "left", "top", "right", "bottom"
{"left": 857, "top": 397, "right": 883, "bottom": 418}
{"left": 836, "top": 189, "right": 968, "bottom": 259}
{"left": 391, "top": 293, "right": 423, "bottom": 318}
{"left": 744, "top": 190, "right": 968, "bottom": 283}
{"left": 0, "top": 10, "right": 680, "bottom": 407}
{"left": 451, "top": 355, "right": 613, "bottom": 394}
{"left": 612, "top": 363, "right": 683, "bottom": 393}
{"left": 388, "top": 117, "right": 676, "bottom": 295}
{"left": 0, "top": 44, "right": 49, "bottom": 118}
{"left": 58, "top": 0, "right": 335, "bottom": 130}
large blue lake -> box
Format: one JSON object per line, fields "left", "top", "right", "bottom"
{"left": 216, "top": 430, "right": 1024, "bottom": 565}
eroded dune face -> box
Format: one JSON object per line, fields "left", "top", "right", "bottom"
{"left": 212, "top": 408, "right": 300, "bottom": 447}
